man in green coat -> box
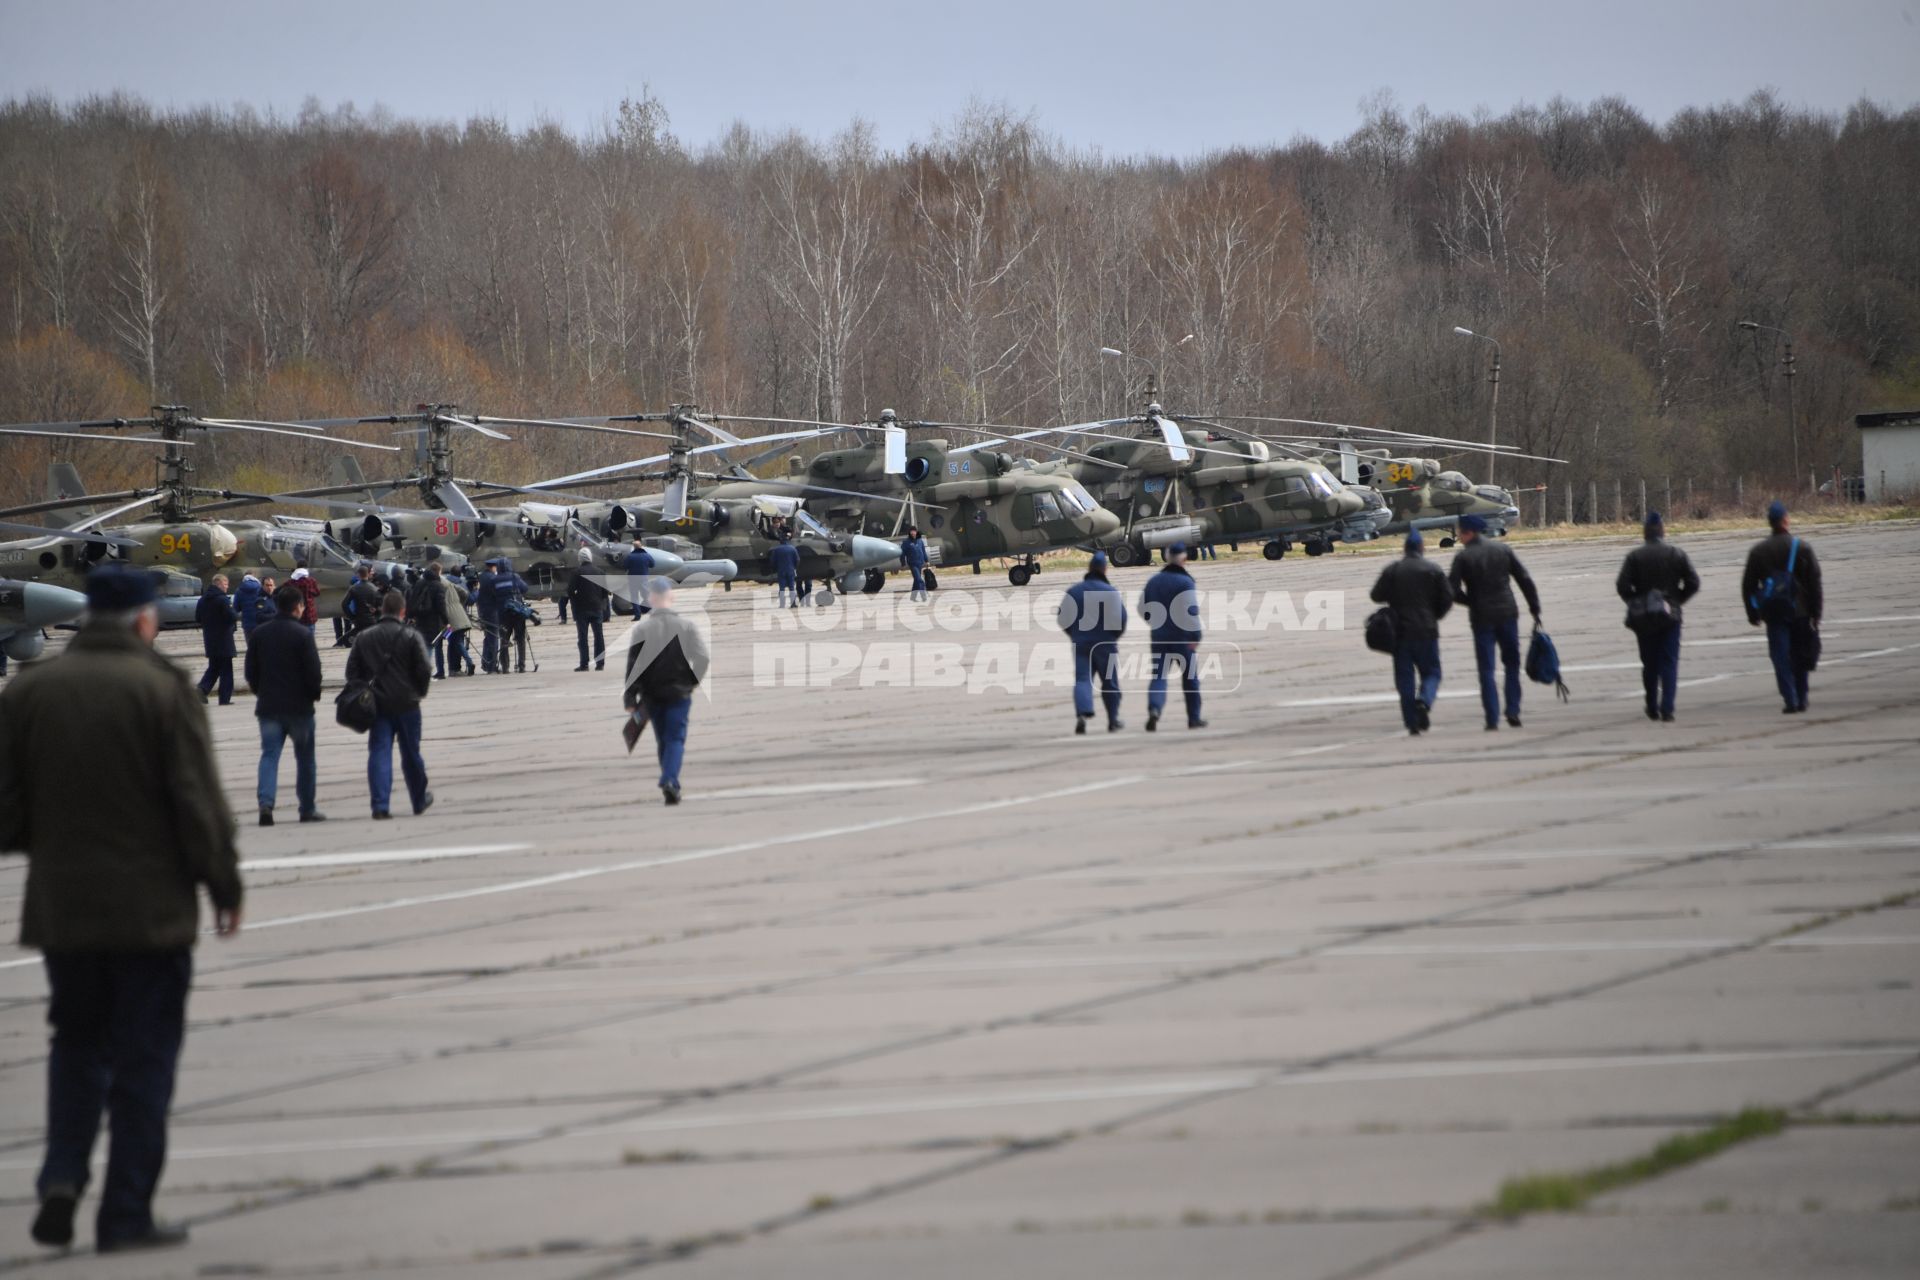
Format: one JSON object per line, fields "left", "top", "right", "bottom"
{"left": 0, "top": 565, "right": 244, "bottom": 1255}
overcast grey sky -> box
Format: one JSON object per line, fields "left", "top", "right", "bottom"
{"left": 2, "top": 0, "right": 1916, "bottom": 154}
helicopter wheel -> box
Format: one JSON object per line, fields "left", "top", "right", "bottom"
{"left": 862, "top": 569, "right": 885, "bottom": 594}
{"left": 1261, "top": 541, "right": 1285, "bottom": 561}
{"left": 815, "top": 589, "right": 834, "bottom": 607}
{"left": 1008, "top": 563, "right": 1033, "bottom": 587}
{"left": 1439, "top": 536, "right": 1456, "bottom": 549}
{"left": 1109, "top": 542, "right": 1139, "bottom": 568}
{"left": 1304, "top": 540, "right": 1326, "bottom": 558}
{"left": 923, "top": 568, "right": 938, "bottom": 591}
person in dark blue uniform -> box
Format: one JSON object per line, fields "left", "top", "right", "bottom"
{"left": 1139, "top": 542, "right": 1206, "bottom": 731}
{"left": 1447, "top": 514, "right": 1542, "bottom": 730}
{"left": 900, "top": 526, "right": 930, "bottom": 602}
{"left": 769, "top": 529, "right": 802, "bottom": 608}
{"left": 1058, "top": 551, "right": 1126, "bottom": 733}
{"left": 193, "top": 575, "right": 238, "bottom": 706}
{"left": 624, "top": 536, "right": 655, "bottom": 617}
{"left": 1741, "top": 501, "right": 1823, "bottom": 713}
{"left": 1617, "top": 511, "right": 1701, "bottom": 722}
{"left": 1370, "top": 529, "right": 1452, "bottom": 734}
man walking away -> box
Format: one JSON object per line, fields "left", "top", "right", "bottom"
{"left": 245, "top": 583, "right": 326, "bottom": 826}
{"left": 623, "top": 577, "right": 711, "bottom": 805}
{"left": 1058, "top": 551, "right": 1127, "bottom": 733}
{"left": 233, "top": 573, "right": 265, "bottom": 643}
{"left": 408, "top": 563, "right": 451, "bottom": 680}
{"left": 291, "top": 561, "right": 321, "bottom": 628}
{"left": 570, "top": 547, "right": 610, "bottom": 671}
{"left": 1742, "top": 501, "right": 1824, "bottom": 714}
{"left": 1448, "top": 514, "right": 1542, "bottom": 730}
{"left": 1371, "top": 529, "right": 1452, "bottom": 735}
{"left": 0, "top": 564, "right": 243, "bottom": 1255}
{"left": 496, "top": 558, "right": 533, "bottom": 673}
{"left": 770, "top": 529, "right": 801, "bottom": 609}
{"left": 900, "top": 526, "right": 929, "bottom": 602}
{"left": 442, "top": 564, "right": 476, "bottom": 676}
{"left": 345, "top": 591, "right": 434, "bottom": 819}
{"left": 1140, "top": 542, "right": 1206, "bottom": 731}
{"left": 625, "top": 536, "right": 655, "bottom": 617}
{"left": 1617, "top": 511, "right": 1701, "bottom": 722}
{"left": 194, "top": 574, "right": 238, "bottom": 706}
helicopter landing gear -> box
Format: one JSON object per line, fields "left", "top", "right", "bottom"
{"left": 1109, "top": 541, "right": 1142, "bottom": 568}
{"left": 814, "top": 587, "right": 834, "bottom": 606}
{"left": 1262, "top": 540, "right": 1286, "bottom": 561}
{"left": 1439, "top": 536, "right": 1456, "bottom": 549}
{"left": 1008, "top": 562, "right": 1032, "bottom": 587}
{"left": 923, "top": 568, "right": 938, "bottom": 592}
{"left": 1303, "top": 537, "right": 1330, "bottom": 557}
{"left": 862, "top": 569, "right": 885, "bottom": 594}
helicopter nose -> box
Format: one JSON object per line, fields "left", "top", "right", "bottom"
{"left": 850, "top": 535, "right": 904, "bottom": 571}
{"left": 1337, "top": 491, "right": 1364, "bottom": 517}
{"left": 1087, "top": 506, "right": 1122, "bottom": 541}
{"left": 19, "top": 582, "right": 88, "bottom": 629}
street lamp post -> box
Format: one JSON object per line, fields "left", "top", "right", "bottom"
{"left": 1100, "top": 335, "right": 1192, "bottom": 412}
{"left": 1738, "top": 320, "right": 1799, "bottom": 486}
{"left": 1452, "top": 326, "right": 1501, "bottom": 486}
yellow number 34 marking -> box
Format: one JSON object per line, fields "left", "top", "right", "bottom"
{"left": 1385, "top": 462, "right": 1415, "bottom": 485}
{"left": 158, "top": 532, "right": 193, "bottom": 555}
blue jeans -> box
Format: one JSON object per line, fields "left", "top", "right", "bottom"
{"left": 1637, "top": 623, "right": 1682, "bottom": 716}
{"left": 644, "top": 696, "right": 692, "bottom": 788}
{"left": 576, "top": 616, "right": 606, "bottom": 668}
{"left": 368, "top": 708, "right": 429, "bottom": 814}
{"left": 909, "top": 566, "right": 926, "bottom": 594}
{"left": 38, "top": 950, "right": 190, "bottom": 1246}
{"left": 447, "top": 629, "right": 473, "bottom": 673}
{"left": 1472, "top": 619, "right": 1523, "bottom": 725}
{"left": 1148, "top": 640, "right": 1202, "bottom": 722}
{"left": 197, "top": 653, "right": 233, "bottom": 703}
{"left": 257, "top": 712, "right": 317, "bottom": 816}
{"left": 478, "top": 614, "right": 502, "bottom": 671}
{"left": 1766, "top": 618, "right": 1811, "bottom": 710}
{"left": 1073, "top": 641, "right": 1122, "bottom": 721}
{"left": 1392, "top": 636, "right": 1442, "bottom": 730}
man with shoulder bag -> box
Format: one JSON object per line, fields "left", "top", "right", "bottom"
{"left": 1617, "top": 511, "right": 1701, "bottom": 723}
{"left": 1370, "top": 529, "right": 1453, "bottom": 735}
{"left": 341, "top": 591, "right": 435, "bottom": 820}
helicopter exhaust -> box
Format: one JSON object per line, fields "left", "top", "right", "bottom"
{"left": 1138, "top": 521, "right": 1202, "bottom": 551}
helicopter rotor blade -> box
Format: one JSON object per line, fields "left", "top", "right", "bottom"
{"left": 434, "top": 414, "right": 512, "bottom": 442}
{"left": 661, "top": 474, "right": 690, "bottom": 522}
{"left": 725, "top": 479, "right": 936, "bottom": 509}
{"left": 196, "top": 417, "right": 327, "bottom": 433}
{"left": 67, "top": 492, "right": 169, "bottom": 532}
{"left": 198, "top": 422, "right": 402, "bottom": 451}
{"left": 467, "top": 416, "right": 678, "bottom": 441}
{"left": 434, "top": 481, "right": 483, "bottom": 522}
{"left": 0, "top": 519, "right": 143, "bottom": 547}
{"left": 0, "top": 428, "right": 195, "bottom": 447}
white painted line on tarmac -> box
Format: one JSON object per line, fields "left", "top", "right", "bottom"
{"left": 242, "top": 844, "right": 533, "bottom": 872}
{"left": 690, "top": 779, "right": 922, "bottom": 801}
{"left": 1775, "top": 833, "right": 1920, "bottom": 851}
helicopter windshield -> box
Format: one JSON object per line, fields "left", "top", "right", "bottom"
{"left": 1308, "top": 473, "right": 1339, "bottom": 498}
{"left": 1055, "top": 483, "right": 1097, "bottom": 516}
{"left": 314, "top": 535, "right": 356, "bottom": 568}
{"left": 1435, "top": 472, "right": 1472, "bottom": 494}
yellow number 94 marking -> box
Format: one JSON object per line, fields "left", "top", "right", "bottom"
{"left": 158, "top": 532, "right": 193, "bottom": 556}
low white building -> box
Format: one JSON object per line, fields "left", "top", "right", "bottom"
{"left": 1856, "top": 411, "right": 1920, "bottom": 502}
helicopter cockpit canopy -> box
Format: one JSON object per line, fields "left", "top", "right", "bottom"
{"left": 1435, "top": 471, "right": 1473, "bottom": 494}
{"left": 1475, "top": 484, "right": 1514, "bottom": 504}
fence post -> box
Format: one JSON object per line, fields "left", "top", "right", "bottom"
{"left": 1736, "top": 475, "right": 1744, "bottom": 505}
{"left": 1686, "top": 476, "right": 1693, "bottom": 511}
{"left": 1614, "top": 477, "right": 1623, "bottom": 523}
{"left": 1664, "top": 476, "right": 1671, "bottom": 516}
{"left": 1639, "top": 478, "right": 1647, "bottom": 519}
{"left": 1588, "top": 480, "right": 1598, "bottom": 525}
{"left": 1565, "top": 482, "right": 1572, "bottom": 525}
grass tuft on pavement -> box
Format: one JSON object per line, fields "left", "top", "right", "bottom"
{"left": 1485, "top": 1108, "right": 1787, "bottom": 1218}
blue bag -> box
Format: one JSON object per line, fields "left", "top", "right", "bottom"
{"left": 1752, "top": 537, "right": 1801, "bottom": 624}
{"left": 1525, "top": 625, "right": 1571, "bottom": 702}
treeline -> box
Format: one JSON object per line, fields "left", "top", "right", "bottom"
{"left": 2, "top": 89, "right": 1917, "bottom": 503}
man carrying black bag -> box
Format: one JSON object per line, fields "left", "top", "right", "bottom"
{"left": 1370, "top": 529, "right": 1452, "bottom": 735}
{"left": 1742, "top": 501, "right": 1823, "bottom": 714}
{"left": 343, "top": 591, "right": 434, "bottom": 820}
{"left": 1617, "top": 511, "right": 1700, "bottom": 723}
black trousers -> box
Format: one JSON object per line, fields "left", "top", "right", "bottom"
{"left": 39, "top": 950, "right": 191, "bottom": 1245}
{"left": 196, "top": 653, "right": 233, "bottom": 703}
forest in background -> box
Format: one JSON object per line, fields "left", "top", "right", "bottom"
{"left": 2, "top": 88, "right": 1917, "bottom": 513}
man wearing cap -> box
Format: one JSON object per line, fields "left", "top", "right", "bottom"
{"left": 1741, "top": 501, "right": 1823, "bottom": 713}
{"left": 568, "top": 547, "right": 610, "bottom": 671}
{"left": 1617, "top": 511, "right": 1701, "bottom": 722}
{"left": 291, "top": 560, "right": 321, "bottom": 628}
{"left": 624, "top": 536, "right": 655, "bottom": 619}
{"left": 1371, "top": 529, "right": 1453, "bottom": 735}
{"left": 245, "top": 582, "right": 326, "bottom": 826}
{"left": 474, "top": 559, "right": 505, "bottom": 673}
{"left": 623, "top": 577, "right": 710, "bottom": 804}
{"left": 1057, "top": 550, "right": 1127, "bottom": 733}
{"left": 1139, "top": 542, "right": 1206, "bottom": 731}
{"left": 0, "top": 565, "right": 242, "bottom": 1254}
{"left": 193, "top": 574, "right": 238, "bottom": 706}
{"left": 900, "top": 526, "right": 930, "bottom": 602}
{"left": 769, "top": 528, "right": 802, "bottom": 609}
{"left": 1448, "top": 514, "right": 1542, "bottom": 730}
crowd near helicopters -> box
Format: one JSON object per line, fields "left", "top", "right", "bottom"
{"left": 0, "top": 372, "right": 1559, "bottom": 649}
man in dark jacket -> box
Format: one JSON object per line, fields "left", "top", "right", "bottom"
{"left": 1617, "top": 511, "right": 1701, "bottom": 722}
{"left": 900, "top": 526, "right": 930, "bottom": 602}
{"left": 346, "top": 565, "right": 381, "bottom": 640}
{"left": 1058, "top": 551, "right": 1127, "bottom": 733}
{"left": 769, "top": 530, "right": 802, "bottom": 609}
{"left": 495, "top": 557, "right": 533, "bottom": 673}
{"left": 408, "top": 563, "right": 451, "bottom": 679}
{"left": 569, "top": 547, "right": 610, "bottom": 671}
{"left": 624, "top": 537, "right": 655, "bottom": 618}
{"left": 344, "top": 591, "right": 435, "bottom": 819}
{"left": 244, "top": 584, "right": 326, "bottom": 826}
{"left": 1371, "top": 529, "right": 1453, "bottom": 734}
{"left": 1447, "top": 514, "right": 1542, "bottom": 730}
{"left": 233, "top": 574, "right": 266, "bottom": 641}
{"left": 623, "top": 577, "right": 711, "bottom": 805}
{"left": 194, "top": 574, "right": 238, "bottom": 705}
{"left": 0, "top": 564, "right": 242, "bottom": 1255}
{"left": 1139, "top": 543, "right": 1206, "bottom": 731}
{"left": 1741, "top": 500, "right": 1824, "bottom": 713}
{"left": 291, "top": 561, "right": 322, "bottom": 628}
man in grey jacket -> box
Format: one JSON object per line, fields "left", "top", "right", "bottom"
{"left": 1448, "top": 515, "right": 1542, "bottom": 730}
{"left": 345, "top": 591, "right": 435, "bottom": 819}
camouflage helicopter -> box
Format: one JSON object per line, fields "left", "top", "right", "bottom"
{"left": 945, "top": 379, "right": 1388, "bottom": 565}
{"left": 0, "top": 409, "right": 400, "bottom": 617}
{"left": 520, "top": 405, "right": 911, "bottom": 603}
{"left": 1225, "top": 418, "right": 1561, "bottom": 545}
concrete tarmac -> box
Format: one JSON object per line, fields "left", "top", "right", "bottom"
{"left": 1, "top": 523, "right": 1917, "bottom": 1277}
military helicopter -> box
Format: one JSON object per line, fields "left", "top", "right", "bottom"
{"left": 0, "top": 407, "right": 400, "bottom": 615}
{"left": 520, "top": 405, "right": 909, "bottom": 603}
{"left": 0, "top": 571, "right": 88, "bottom": 665}
{"left": 942, "top": 378, "right": 1387, "bottom": 565}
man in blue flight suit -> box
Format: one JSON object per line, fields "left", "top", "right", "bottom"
{"left": 1741, "top": 500, "right": 1823, "bottom": 713}
{"left": 1370, "top": 529, "right": 1452, "bottom": 735}
{"left": 1617, "top": 511, "right": 1701, "bottom": 722}
{"left": 900, "top": 525, "right": 929, "bottom": 602}
{"left": 474, "top": 560, "right": 504, "bottom": 673}
{"left": 1139, "top": 542, "right": 1206, "bottom": 731}
{"left": 193, "top": 575, "right": 238, "bottom": 706}
{"left": 624, "top": 535, "right": 655, "bottom": 618}
{"left": 1447, "top": 514, "right": 1542, "bottom": 731}
{"left": 1057, "top": 551, "right": 1126, "bottom": 733}
{"left": 769, "top": 528, "right": 801, "bottom": 609}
